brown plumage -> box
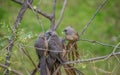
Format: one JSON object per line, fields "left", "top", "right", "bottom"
{"left": 64, "top": 26, "right": 80, "bottom": 61}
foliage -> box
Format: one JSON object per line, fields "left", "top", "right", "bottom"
{"left": 0, "top": 0, "right": 120, "bottom": 75}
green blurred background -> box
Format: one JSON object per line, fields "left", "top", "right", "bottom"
{"left": 0, "top": 0, "right": 120, "bottom": 75}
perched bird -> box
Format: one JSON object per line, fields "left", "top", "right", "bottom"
{"left": 63, "top": 26, "right": 80, "bottom": 61}
{"left": 34, "top": 33, "right": 49, "bottom": 75}
{"left": 45, "top": 30, "right": 64, "bottom": 75}
{"left": 45, "top": 30, "right": 65, "bottom": 64}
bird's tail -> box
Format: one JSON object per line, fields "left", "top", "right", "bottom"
{"left": 40, "top": 56, "right": 50, "bottom": 75}
{"left": 67, "top": 42, "right": 80, "bottom": 61}
{"left": 63, "top": 64, "right": 84, "bottom": 75}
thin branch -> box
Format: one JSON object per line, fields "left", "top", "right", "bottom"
{"left": 4, "top": 0, "right": 32, "bottom": 74}
{"left": 0, "top": 63, "right": 23, "bottom": 75}
{"left": 51, "top": 0, "right": 57, "bottom": 31}
{"left": 79, "top": 0, "right": 109, "bottom": 37}
{"left": 103, "top": 42, "right": 120, "bottom": 60}
{"left": 64, "top": 52, "right": 120, "bottom": 64}
{"left": 18, "top": 44, "right": 40, "bottom": 75}
{"left": 27, "top": 3, "right": 45, "bottom": 33}
{"left": 30, "top": 62, "right": 40, "bottom": 75}
{"left": 18, "top": 44, "right": 36, "bottom": 68}
{"left": 80, "top": 38, "right": 120, "bottom": 49}
{"left": 12, "top": 0, "right": 51, "bottom": 20}
{"left": 24, "top": 45, "right": 70, "bottom": 53}
{"left": 54, "top": 0, "right": 67, "bottom": 30}
{"left": 93, "top": 67, "right": 111, "bottom": 74}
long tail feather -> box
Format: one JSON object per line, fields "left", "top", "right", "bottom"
{"left": 40, "top": 57, "right": 49, "bottom": 75}
{"left": 64, "top": 64, "right": 84, "bottom": 75}
{"left": 67, "top": 41, "right": 80, "bottom": 61}
{"left": 64, "top": 64, "right": 76, "bottom": 75}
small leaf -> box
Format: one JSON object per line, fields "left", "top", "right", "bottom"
{"left": 8, "top": 67, "right": 11, "bottom": 71}
{"left": 81, "top": 63, "right": 87, "bottom": 69}
{"left": 33, "top": 6, "right": 37, "bottom": 9}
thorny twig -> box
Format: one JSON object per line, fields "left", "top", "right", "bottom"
{"left": 79, "top": 0, "right": 109, "bottom": 37}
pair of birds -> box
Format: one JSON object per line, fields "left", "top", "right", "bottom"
{"left": 34, "top": 26, "right": 82, "bottom": 75}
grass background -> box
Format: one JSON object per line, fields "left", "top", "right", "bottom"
{"left": 0, "top": 0, "right": 120, "bottom": 75}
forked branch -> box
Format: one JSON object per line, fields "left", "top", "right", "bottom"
{"left": 12, "top": 0, "right": 51, "bottom": 20}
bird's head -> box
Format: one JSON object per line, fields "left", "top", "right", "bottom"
{"left": 45, "top": 30, "right": 57, "bottom": 39}
{"left": 63, "top": 26, "right": 75, "bottom": 35}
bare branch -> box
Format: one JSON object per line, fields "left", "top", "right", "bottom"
{"left": 54, "top": 0, "right": 67, "bottom": 30}
{"left": 79, "top": 0, "right": 109, "bottom": 37}
{"left": 0, "top": 63, "right": 23, "bottom": 75}
{"left": 18, "top": 44, "right": 36, "bottom": 68}
{"left": 51, "top": 0, "right": 57, "bottom": 31}
{"left": 12, "top": 0, "right": 51, "bottom": 20}
{"left": 93, "top": 67, "right": 111, "bottom": 74}
{"left": 80, "top": 38, "right": 120, "bottom": 49}
{"left": 27, "top": 3, "right": 45, "bottom": 32}
{"left": 18, "top": 44, "right": 40, "bottom": 75}
{"left": 30, "top": 63, "right": 40, "bottom": 75}
{"left": 64, "top": 52, "right": 120, "bottom": 64}
{"left": 4, "top": 0, "right": 32, "bottom": 74}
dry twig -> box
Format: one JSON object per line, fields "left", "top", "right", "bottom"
{"left": 80, "top": 0, "right": 109, "bottom": 37}
{"left": 80, "top": 38, "right": 120, "bottom": 49}
{"left": 54, "top": 0, "right": 67, "bottom": 30}
{"left": 12, "top": 0, "right": 51, "bottom": 19}
{"left": 50, "top": 0, "right": 57, "bottom": 31}
{"left": 65, "top": 52, "right": 120, "bottom": 64}
{"left": 0, "top": 63, "right": 23, "bottom": 75}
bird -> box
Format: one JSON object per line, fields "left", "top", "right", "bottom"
{"left": 34, "top": 33, "right": 50, "bottom": 75}
{"left": 63, "top": 26, "right": 80, "bottom": 61}
{"left": 45, "top": 30, "right": 65, "bottom": 64}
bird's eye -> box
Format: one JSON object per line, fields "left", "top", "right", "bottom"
{"left": 64, "top": 29, "right": 67, "bottom": 32}
{"left": 48, "top": 32, "right": 52, "bottom": 36}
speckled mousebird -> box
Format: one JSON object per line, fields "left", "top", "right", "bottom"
{"left": 63, "top": 26, "right": 80, "bottom": 61}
